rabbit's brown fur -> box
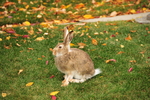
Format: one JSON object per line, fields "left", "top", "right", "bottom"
{"left": 53, "top": 27, "right": 101, "bottom": 86}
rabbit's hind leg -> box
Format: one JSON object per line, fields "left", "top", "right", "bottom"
{"left": 69, "top": 78, "right": 86, "bottom": 83}
{"left": 61, "top": 74, "right": 73, "bottom": 86}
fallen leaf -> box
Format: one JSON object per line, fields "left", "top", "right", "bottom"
{"left": 50, "top": 91, "right": 59, "bottom": 96}
{"left": 83, "top": 14, "right": 93, "bottom": 19}
{"left": 130, "top": 60, "right": 136, "bottom": 63}
{"left": 22, "top": 35, "right": 29, "bottom": 38}
{"left": 51, "top": 95, "right": 57, "bottom": 100}
{"left": 46, "top": 60, "right": 49, "bottom": 65}
{"left": 4, "top": 44, "right": 11, "bottom": 49}
{"left": 145, "top": 27, "right": 149, "bottom": 31}
{"left": 75, "top": 3, "right": 85, "bottom": 9}
{"left": 35, "top": 37, "right": 45, "bottom": 41}
{"left": 128, "top": 68, "right": 133, "bottom": 72}
{"left": 0, "top": 38, "right": 2, "bottom": 41}
{"left": 130, "top": 9, "right": 136, "bottom": 14}
{"left": 120, "top": 45, "right": 124, "bottom": 48}
{"left": 16, "top": 43, "right": 21, "bottom": 47}
{"left": 117, "top": 51, "right": 124, "bottom": 54}
{"left": 23, "top": 21, "right": 31, "bottom": 26}
{"left": 94, "top": 32, "right": 99, "bottom": 35}
{"left": 26, "top": 82, "right": 34, "bottom": 87}
{"left": 6, "top": 36, "right": 11, "bottom": 40}
{"left": 2, "top": 93, "right": 7, "bottom": 97}
{"left": 136, "top": 0, "right": 141, "bottom": 4}
{"left": 49, "top": 48, "right": 53, "bottom": 52}
{"left": 18, "top": 69, "right": 23, "bottom": 75}
{"left": 130, "top": 30, "right": 136, "bottom": 33}
{"left": 106, "top": 59, "right": 116, "bottom": 63}
{"left": 92, "top": 39, "right": 98, "bottom": 45}
{"left": 110, "top": 11, "right": 117, "bottom": 17}
{"left": 102, "top": 43, "right": 107, "bottom": 46}
{"left": 125, "top": 34, "right": 132, "bottom": 40}
{"left": 28, "top": 48, "right": 34, "bottom": 50}
{"left": 38, "top": 58, "right": 42, "bottom": 60}
{"left": 77, "top": 43, "right": 86, "bottom": 48}
{"left": 70, "top": 43, "right": 76, "bottom": 46}
{"left": 50, "top": 75, "right": 55, "bottom": 78}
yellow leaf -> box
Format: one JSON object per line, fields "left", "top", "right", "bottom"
{"left": 130, "top": 9, "right": 136, "bottom": 14}
{"left": 83, "top": 15, "right": 93, "bottom": 19}
{"left": 0, "top": 38, "right": 2, "bottom": 41}
{"left": 143, "top": 8, "right": 147, "bottom": 11}
{"left": 23, "top": 21, "right": 31, "bottom": 26}
{"left": 26, "top": 82, "right": 34, "bottom": 87}
{"left": 92, "top": 39, "right": 98, "bottom": 45}
{"left": 120, "top": 45, "right": 124, "bottom": 48}
{"left": 54, "top": 20, "right": 61, "bottom": 24}
{"left": 50, "top": 91, "right": 59, "bottom": 96}
{"left": 18, "top": 69, "right": 23, "bottom": 75}
{"left": 2, "top": 93, "right": 7, "bottom": 97}
{"left": 35, "top": 37, "right": 45, "bottom": 41}
{"left": 40, "top": 22, "right": 48, "bottom": 27}
{"left": 19, "top": 8, "right": 26, "bottom": 11}
{"left": 105, "top": 60, "right": 110, "bottom": 63}
{"left": 25, "top": 5, "right": 29, "bottom": 9}
{"left": 6, "top": 36, "right": 11, "bottom": 40}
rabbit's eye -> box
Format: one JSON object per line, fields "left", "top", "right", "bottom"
{"left": 59, "top": 46, "right": 62, "bottom": 48}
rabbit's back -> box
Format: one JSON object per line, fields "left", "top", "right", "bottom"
{"left": 54, "top": 48, "right": 95, "bottom": 75}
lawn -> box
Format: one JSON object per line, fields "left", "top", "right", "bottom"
{"left": 0, "top": 0, "right": 150, "bottom": 25}
{"left": 0, "top": 21, "right": 150, "bottom": 100}
{"left": 0, "top": 0, "right": 150, "bottom": 100}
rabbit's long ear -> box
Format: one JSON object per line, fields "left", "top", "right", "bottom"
{"left": 64, "top": 30, "right": 73, "bottom": 46}
{"left": 63, "top": 27, "right": 69, "bottom": 42}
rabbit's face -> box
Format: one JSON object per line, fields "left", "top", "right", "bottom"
{"left": 53, "top": 43, "right": 68, "bottom": 57}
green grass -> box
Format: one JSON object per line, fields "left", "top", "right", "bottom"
{"left": 0, "top": 0, "right": 149, "bottom": 25}
{"left": 0, "top": 21, "right": 150, "bottom": 100}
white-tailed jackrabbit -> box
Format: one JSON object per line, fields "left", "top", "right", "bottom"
{"left": 53, "top": 27, "right": 102, "bottom": 86}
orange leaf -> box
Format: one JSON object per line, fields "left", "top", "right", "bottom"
{"left": 92, "top": 39, "right": 98, "bottom": 45}
{"left": 102, "top": 43, "right": 107, "bottom": 46}
{"left": 78, "top": 42, "right": 86, "bottom": 48}
{"left": 75, "top": 3, "right": 85, "bottom": 9}
{"left": 125, "top": 34, "right": 132, "bottom": 40}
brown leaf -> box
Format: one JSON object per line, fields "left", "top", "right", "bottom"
{"left": 110, "top": 11, "right": 118, "bottom": 17}
{"left": 136, "top": 0, "right": 141, "bottom": 5}
{"left": 130, "top": 30, "right": 136, "bottom": 33}
{"left": 4, "top": 44, "right": 11, "bottom": 49}
{"left": 92, "top": 39, "right": 98, "bottom": 45}
{"left": 78, "top": 43, "right": 86, "bottom": 48}
{"left": 117, "top": 51, "right": 124, "bottom": 54}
